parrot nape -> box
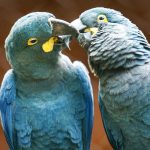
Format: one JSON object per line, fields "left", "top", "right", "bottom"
{"left": 71, "top": 7, "right": 150, "bottom": 150}
{"left": 0, "top": 12, "right": 94, "bottom": 150}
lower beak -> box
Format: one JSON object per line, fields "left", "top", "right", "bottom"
{"left": 58, "top": 35, "right": 71, "bottom": 50}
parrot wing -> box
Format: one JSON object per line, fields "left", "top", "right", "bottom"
{"left": 99, "top": 95, "right": 123, "bottom": 150}
{"left": 0, "top": 69, "right": 16, "bottom": 150}
{"left": 73, "top": 61, "right": 94, "bottom": 150}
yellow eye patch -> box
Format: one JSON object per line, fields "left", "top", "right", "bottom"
{"left": 28, "top": 38, "right": 38, "bottom": 46}
{"left": 97, "top": 14, "right": 108, "bottom": 23}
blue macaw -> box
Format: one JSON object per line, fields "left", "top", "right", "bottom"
{"left": 0, "top": 12, "right": 94, "bottom": 150}
{"left": 71, "top": 7, "right": 150, "bottom": 150}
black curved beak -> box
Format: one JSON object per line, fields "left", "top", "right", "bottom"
{"left": 48, "top": 18, "right": 79, "bottom": 49}
{"left": 48, "top": 18, "right": 78, "bottom": 37}
{"left": 71, "top": 18, "right": 94, "bottom": 50}
{"left": 71, "top": 18, "right": 87, "bottom": 32}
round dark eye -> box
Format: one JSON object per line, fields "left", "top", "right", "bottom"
{"left": 99, "top": 16, "right": 104, "bottom": 20}
{"left": 30, "top": 39, "right": 37, "bottom": 43}
{"left": 28, "top": 38, "right": 38, "bottom": 46}
{"left": 97, "top": 15, "right": 108, "bottom": 23}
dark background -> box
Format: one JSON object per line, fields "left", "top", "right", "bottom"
{"left": 0, "top": 0, "right": 150, "bottom": 149}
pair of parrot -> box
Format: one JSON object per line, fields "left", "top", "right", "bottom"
{"left": 1, "top": 7, "right": 150, "bottom": 150}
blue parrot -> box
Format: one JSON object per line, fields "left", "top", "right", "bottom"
{"left": 0, "top": 12, "right": 94, "bottom": 150}
{"left": 71, "top": 7, "right": 150, "bottom": 150}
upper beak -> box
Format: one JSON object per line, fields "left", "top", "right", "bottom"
{"left": 48, "top": 18, "right": 78, "bottom": 37}
{"left": 42, "top": 18, "right": 79, "bottom": 52}
{"left": 71, "top": 18, "right": 87, "bottom": 31}
{"left": 42, "top": 18, "right": 78, "bottom": 53}
{"left": 71, "top": 18, "right": 98, "bottom": 36}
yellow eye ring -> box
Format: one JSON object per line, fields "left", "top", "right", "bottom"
{"left": 27, "top": 38, "right": 38, "bottom": 46}
{"left": 97, "top": 14, "right": 108, "bottom": 23}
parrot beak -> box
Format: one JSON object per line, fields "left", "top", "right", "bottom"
{"left": 71, "top": 18, "right": 98, "bottom": 36}
{"left": 48, "top": 18, "right": 78, "bottom": 37}
{"left": 71, "top": 18, "right": 87, "bottom": 32}
{"left": 71, "top": 18, "right": 97, "bottom": 50}
{"left": 42, "top": 36, "right": 71, "bottom": 52}
{"left": 46, "top": 18, "right": 78, "bottom": 51}
{"left": 58, "top": 35, "right": 71, "bottom": 50}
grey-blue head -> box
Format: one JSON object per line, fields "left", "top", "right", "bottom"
{"left": 5, "top": 12, "right": 73, "bottom": 79}
{"left": 72, "top": 7, "right": 134, "bottom": 32}
{"left": 71, "top": 7, "right": 150, "bottom": 76}
{"left": 81, "top": 7, "right": 128, "bottom": 26}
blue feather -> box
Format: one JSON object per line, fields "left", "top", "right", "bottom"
{"left": 98, "top": 95, "right": 123, "bottom": 150}
{"left": 73, "top": 61, "right": 94, "bottom": 150}
{"left": 0, "top": 69, "right": 16, "bottom": 150}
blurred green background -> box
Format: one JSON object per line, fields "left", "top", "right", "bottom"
{"left": 0, "top": 0, "right": 150, "bottom": 149}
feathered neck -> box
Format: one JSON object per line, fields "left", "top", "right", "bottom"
{"left": 88, "top": 23, "right": 150, "bottom": 76}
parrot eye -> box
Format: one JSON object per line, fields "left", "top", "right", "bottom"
{"left": 97, "top": 15, "right": 108, "bottom": 23}
{"left": 27, "top": 38, "right": 38, "bottom": 46}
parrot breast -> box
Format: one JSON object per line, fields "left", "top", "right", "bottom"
{"left": 12, "top": 56, "right": 85, "bottom": 150}
{"left": 99, "top": 61, "right": 150, "bottom": 149}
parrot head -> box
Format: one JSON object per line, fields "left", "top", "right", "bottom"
{"left": 5, "top": 12, "right": 77, "bottom": 79}
{"left": 71, "top": 7, "right": 150, "bottom": 76}
{"left": 71, "top": 7, "right": 135, "bottom": 49}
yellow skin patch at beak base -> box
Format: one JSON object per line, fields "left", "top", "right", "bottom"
{"left": 84, "top": 27, "right": 98, "bottom": 35}
{"left": 42, "top": 37, "right": 58, "bottom": 53}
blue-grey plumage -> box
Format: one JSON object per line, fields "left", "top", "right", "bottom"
{"left": 0, "top": 69, "right": 16, "bottom": 150}
{"left": 71, "top": 7, "right": 150, "bottom": 150}
{"left": 0, "top": 12, "right": 94, "bottom": 150}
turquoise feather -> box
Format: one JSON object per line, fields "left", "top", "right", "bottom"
{"left": 0, "top": 12, "right": 94, "bottom": 150}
